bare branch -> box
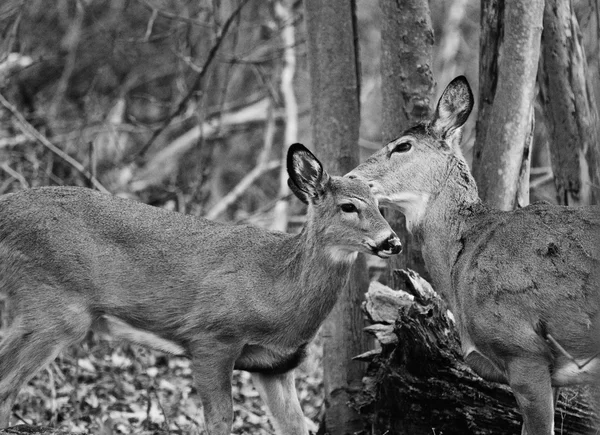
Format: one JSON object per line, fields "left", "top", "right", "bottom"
{"left": 138, "top": 0, "right": 212, "bottom": 28}
{"left": 204, "top": 161, "right": 280, "bottom": 220}
{"left": 0, "top": 93, "right": 110, "bottom": 194}
{"left": 144, "top": 7, "right": 159, "bottom": 41}
{"left": 49, "top": 0, "right": 85, "bottom": 120}
{"left": 204, "top": 103, "right": 279, "bottom": 220}
{"left": 134, "top": 0, "right": 251, "bottom": 160}
{"left": 271, "top": 0, "right": 298, "bottom": 232}
{"left": 0, "top": 162, "right": 29, "bottom": 189}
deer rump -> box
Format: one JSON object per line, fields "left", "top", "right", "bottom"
{"left": 453, "top": 202, "right": 600, "bottom": 385}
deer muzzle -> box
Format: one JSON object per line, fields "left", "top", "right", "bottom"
{"left": 375, "top": 234, "right": 402, "bottom": 258}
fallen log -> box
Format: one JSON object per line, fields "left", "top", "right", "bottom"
{"left": 354, "top": 269, "right": 599, "bottom": 434}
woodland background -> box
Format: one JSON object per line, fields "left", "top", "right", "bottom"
{"left": 0, "top": 0, "right": 599, "bottom": 434}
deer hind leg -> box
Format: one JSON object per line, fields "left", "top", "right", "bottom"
{"left": 0, "top": 298, "right": 91, "bottom": 427}
{"left": 252, "top": 370, "right": 307, "bottom": 435}
{"left": 507, "top": 358, "right": 555, "bottom": 435}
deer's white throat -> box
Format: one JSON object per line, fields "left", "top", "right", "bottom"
{"left": 378, "top": 191, "right": 430, "bottom": 233}
{"left": 327, "top": 247, "right": 359, "bottom": 264}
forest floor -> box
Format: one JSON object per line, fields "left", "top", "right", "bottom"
{"left": 9, "top": 335, "right": 325, "bottom": 434}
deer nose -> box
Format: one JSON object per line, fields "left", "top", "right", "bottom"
{"left": 380, "top": 234, "right": 402, "bottom": 255}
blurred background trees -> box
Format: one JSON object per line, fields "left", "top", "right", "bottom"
{"left": 0, "top": 0, "right": 598, "bottom": 433}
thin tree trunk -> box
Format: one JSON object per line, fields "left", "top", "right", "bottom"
{"left": 539, "top": 0, "right": 600, "bottom": 206}
{"left": 473, "top": 0, "right": 543, "bottom": 209}
{"left": 271, "top": 0, "right": 297, "bottom": 232}
{"left": 379, "top": 0, "right": 435, "bottom": 283}
{"left": 304, "top": 0, "right": 368, "bottom": 433}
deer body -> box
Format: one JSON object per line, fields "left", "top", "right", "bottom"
{"left": 349, "top": 76, "right": 600, "bottom": 434}
{"left": 0, "top": 144, "right": 400, "bottom": 434}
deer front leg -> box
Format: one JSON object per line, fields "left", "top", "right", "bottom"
{"left": 190, "top": 349, "right": 237, "bottom": 435}
{"left": 507, "top": 358, "right": 555, "bottom": 435}
{"left": 252, "top": 370, "right": 308, "bottom": 435}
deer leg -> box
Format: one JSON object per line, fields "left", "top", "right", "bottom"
{"left": 252, "top": 370, "right": 307, "bottom": 435}
{"left": 190, "top": 348, "right": 237, "bottom": 435}
{"left": 508, "top": 358, "right": 554, "bottom": 435}
{"left": 0, "top": 309, "right": 89, "bottom": 427}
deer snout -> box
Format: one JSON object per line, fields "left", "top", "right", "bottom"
{"left": 375, "top": 233, "right": 402, "bottom": 258}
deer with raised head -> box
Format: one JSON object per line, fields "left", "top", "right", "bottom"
{"left": 348, "top": 76, "right": 600, "bottom": 435}
{"left": 0, "top": 143, "right": 401, "bottom": 434}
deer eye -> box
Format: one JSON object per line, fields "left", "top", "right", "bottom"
{"left": 392, "top": 141, "right": 412, "bottom": 153}
{"left": 340, "top": 203, "right": 358, "bottom": 213}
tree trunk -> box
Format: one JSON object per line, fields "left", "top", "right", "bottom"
{"left": 539, "top": 0, "right": 600, "bottom": 206}
{"left": 304, "top": 1, "right": 368, "bottom": 433}
{"left": 473, "top": 0, "right": 543, "bottom": 209}
{"left": 355, "top": 270, "right": 600, "bottom": 434}
{"left": 379, "top": 0, "right": 435, "bottom": 283}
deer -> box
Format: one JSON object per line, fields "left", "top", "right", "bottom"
{"left": 0, "top": 143, "right": 401, "bottom": 435}
{"left": 348, "top": 76, "right": 600, "bottom": 435}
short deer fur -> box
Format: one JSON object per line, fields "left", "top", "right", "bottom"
{"left": 348, "top": 76, "right": 600, "bottom": 435}
{"left": 0, "top": 143, "right": 400, "bottom": 434}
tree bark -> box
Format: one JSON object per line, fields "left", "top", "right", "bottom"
{"left": 379, "top": 0, "right": 435, "bottom": 283}
{"left": 304, "top": 1, "right": 368, "bottom": 433}
{"left": 539, "top": 0, "right": 600, "bottom": 206}
{"left": 355, "top": 270, "right": 600, "bottom": 434}
{"left": 473, "top": 0, "right": 543, "bottom": 209}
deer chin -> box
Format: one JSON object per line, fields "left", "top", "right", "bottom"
{"left": 377, "top": 191, "right": 430, "bottom": 233}
{"left": 327, "top": 247, "right": 359, "bottom": 264}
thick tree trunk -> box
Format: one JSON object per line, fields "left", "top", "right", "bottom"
{"left": 473, "top": 0, "right": 543, "bottom": 209}
{"left": 379, "top": 0, "right": 435, "bottom": 283}
{"left": 304, "top": 1, "right": 368, "bottom": 433}
{"left": 355, "top": 270, "right": 600, "bottom": 434}
{"left": 539, "top": 0, "right": 600, "bottom": 206}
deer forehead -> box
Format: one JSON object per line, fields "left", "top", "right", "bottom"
{"left": 328, "top": 176, "right": 376, "bottom": 204}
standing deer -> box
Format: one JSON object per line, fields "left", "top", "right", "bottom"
{"left": 0, "top": 143, "right": 401, "bottom": 435}
{"left": 348, "top": 76, "right": 600, "bottom": 435}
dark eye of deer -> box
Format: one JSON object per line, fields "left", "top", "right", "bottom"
{"left": 340, "top": 203, "right": 358, "bottom": 213}
{"left": 392, "top": 142, "right": 412, "bottom": 153}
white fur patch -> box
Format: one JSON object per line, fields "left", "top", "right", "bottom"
{"left": 552, "top": 357, "right": 600, "bottom": 386}
{"left": 380, "top": 192, "right": 430, "bottom": 233}
{"left": 327, "top": 248, "right": 358, "bottom": 264}
{"left": 100, "top": 315, "right": 185, "bottom": 355}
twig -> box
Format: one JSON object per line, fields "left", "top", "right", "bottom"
{"left": 0, "top": 134, "right": 28, "bottom": 148}
{"left": 204, "top": 102, "right": 278, "bottom": 220}
{"left": 135, "top": 0, "right": 251, "bottom": 159}
{"left": 233, "top": 192, "right": 294, "bottom": 224}
{"left": 0, "top": 162, "right": 29, "bottom": 188}
{"left": 46, "top": 365, "right": 57, "bottom": 426}
{"left": 152, "top": 386, "right": 170, "bottom": 432}
{"left": 138, "top": 0, "right": 212, "bottom": 28}
{"left": 50, "top": 0, "right": 85, "bottom": 120}
{"left": 546, "top": 333, "right": 600, "bottom": 369}
{"left": 530, "top": 172, "right": 554, "bottom": 189}
{"left": 144, "top": 7, "right": 159, "bottom": 41}
{"left": 204, "top": 160, "right": 280, "bottom": 220}
{"left": 13, "top": 410, "right": 29, "bottom": 425}
{"left": 0, "top": 92, "right": 110, "bottom": 193}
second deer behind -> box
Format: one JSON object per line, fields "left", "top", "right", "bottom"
{"left": 348, "top": 76, "right": 600, "bottom": 435}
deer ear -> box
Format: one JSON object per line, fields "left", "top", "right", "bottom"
{"left": 431, "top": 76, "right": 474, "bottom": 142}
{"left": 287, "top": 143, "right": 330, "bottom": 204}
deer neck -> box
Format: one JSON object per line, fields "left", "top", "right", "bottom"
{"left": 281, "top": 218, "right": 355, "bottom": 338}
{"left": 414, "top": 160, "right": 484, "bottom": 310}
